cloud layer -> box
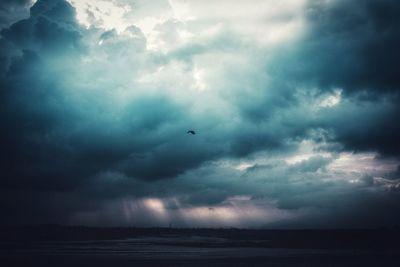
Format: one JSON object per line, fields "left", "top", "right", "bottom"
{"left": 0, "top": 0, "right": 399, "bottom": 228}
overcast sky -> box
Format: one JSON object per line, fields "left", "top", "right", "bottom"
{"left": 0, "top": 0, "right": 399, "bottom": 228}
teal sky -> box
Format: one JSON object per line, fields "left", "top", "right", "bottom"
{"left": 0, "top": 0, "right": 399, "bottom": 228}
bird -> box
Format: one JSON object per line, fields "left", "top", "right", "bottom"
{"left": 187, "top": 130, "right": 196, "bottom": 135}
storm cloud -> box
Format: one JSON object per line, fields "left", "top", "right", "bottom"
{"left": 0, "top": 0, "right": 399, "bottom": 228}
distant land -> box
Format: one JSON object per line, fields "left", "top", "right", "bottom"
{"left": 1, "top": 225, "right": 400, "bottom": 249}
{"left": 1, "top": 226, "right": 399, "bottom": 266}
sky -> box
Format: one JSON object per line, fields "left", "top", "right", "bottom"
{"left": 0, "top": 0, "right": 399, "bottom": 228}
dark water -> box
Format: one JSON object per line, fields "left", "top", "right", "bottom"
{"left": 1, "top": 236, "right": 399, "bottom": 267}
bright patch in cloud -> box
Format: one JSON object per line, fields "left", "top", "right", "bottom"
{"left": 68, "top": 0, "right": 131, "bottom": 32}
{"left": 328, "top": 152, "right": 398, "bottom": 175}
{"left": 318, "top": 89, "right": 342, "bottom": 108}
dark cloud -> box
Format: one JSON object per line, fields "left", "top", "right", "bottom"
{"left": 320, "top": 95, "right": 400, "bottom": 157}
{"left": 239, "top": 157, "right": 400, "bottom": 228}
{"left": 0, "top": 0, "right": 32, "bottom": 30}
{"left": 265, "top": 0, "right": 400, "bottom": 157}
{"left": 275, "top": 0, "right": 400, "bottom": 93}
{"left": 0, "top": 0, "right": 86, "bottom": 191}
{"left": 0, "top": 1, "right": 185, "bottom": 191}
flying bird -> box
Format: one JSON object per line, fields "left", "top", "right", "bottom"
{"left": 187, "top": 130, "right": 196, "bottom": 135}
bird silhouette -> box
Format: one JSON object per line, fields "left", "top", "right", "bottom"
{"left": 187, "top": 130, "right": 196, "bottom": 135}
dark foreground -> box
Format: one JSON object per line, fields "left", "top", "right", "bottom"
{"left": 1, "top": 226, "right": 399, "bottom": 266}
